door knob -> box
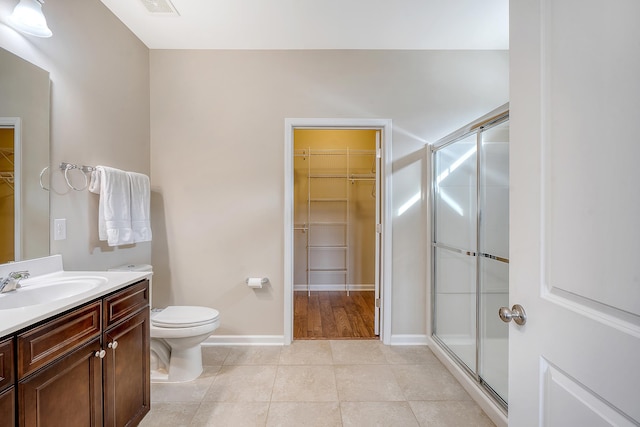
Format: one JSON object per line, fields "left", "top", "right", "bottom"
{"left": 498, "top": 304, "right": 527, "bottom": 325}
{"left": 95, "top": 349, "right": 106, "bottom": 359}
{"left": 108, "top": 340, "right": 118, "bottom": 350}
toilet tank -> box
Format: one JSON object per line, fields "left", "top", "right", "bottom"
{"left": 108, "top": 264, "right": 153, "bottom": 272}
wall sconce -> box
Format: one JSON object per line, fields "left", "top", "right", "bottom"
{"left": 8, "top": 0, "right": 52, "bottom": 38}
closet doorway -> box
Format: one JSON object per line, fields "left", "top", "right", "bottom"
{"left": 293, "top": 129, "right": 380, "bottom": 340}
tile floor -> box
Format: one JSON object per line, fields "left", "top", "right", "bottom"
{"left": 139, "top": 340, "right": 496, "bottom": 427}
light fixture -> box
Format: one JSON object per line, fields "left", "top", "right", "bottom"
{"left": 8, "top": 0, "right": 52, "bottom": 38}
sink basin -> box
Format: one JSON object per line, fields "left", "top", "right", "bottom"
{"left": 0, "top": 276, "right": 108, "bottom": 310}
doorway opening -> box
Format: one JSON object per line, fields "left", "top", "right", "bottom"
{"left": 0, "top": 120, "right": 19, "bottom": 264}
{"left": 293, "top": 129, "right": 378, "bottom": 339}
{"left": 284, "top": 118, "right": 392, "bottom": 345}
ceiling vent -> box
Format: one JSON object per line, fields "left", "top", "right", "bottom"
{"left": 140, "top": 0, "right": 179, "bottom": 15}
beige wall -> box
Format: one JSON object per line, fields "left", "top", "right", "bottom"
{"left": 0, "top": 0, "right": 151, "bottom": 271}
{"left": 150, "top": 50, "right": 509, "bottom": 337}
{"left": 0, "top": 0, "right": 508, "bottom": 338}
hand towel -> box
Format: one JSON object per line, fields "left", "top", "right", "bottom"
{"left": 91, "top": 166, "right": 133, "bottom": 246}
{"left": 127, "top": 171, "right": 152, "bottom": 243}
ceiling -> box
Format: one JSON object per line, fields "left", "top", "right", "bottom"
{"left": 99, "top": 0, "right": 509, "bottom": 50}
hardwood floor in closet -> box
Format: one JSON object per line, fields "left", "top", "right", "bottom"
{"left": 294, "top": 291, "right": 377, "bottom": 339}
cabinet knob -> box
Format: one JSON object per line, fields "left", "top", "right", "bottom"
{"left": 95, "top": 349, "right": 106, "bottom": 359}
{"left": 108, "top": 341, "right": 118, "bottom": 350}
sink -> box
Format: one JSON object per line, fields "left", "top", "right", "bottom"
{"left": 0, "top": 276, "right": 108, "bottom": 310}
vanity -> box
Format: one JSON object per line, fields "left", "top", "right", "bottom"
{"left": 0, "top": 255, "right": 151, "bottom": 426}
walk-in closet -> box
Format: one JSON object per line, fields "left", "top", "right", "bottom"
{"left": 293, "top": 129, "right": 378, "bottom": 339}
{"left": 0, "top": 127, "right": 14, "bottom": 264}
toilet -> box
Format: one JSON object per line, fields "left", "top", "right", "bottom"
{"left": 108, "top": 264, "right": 220, "bottom": 383}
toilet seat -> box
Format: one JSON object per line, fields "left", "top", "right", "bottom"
{"left": 152, "top": 306, "right": 220, "bottom": 328}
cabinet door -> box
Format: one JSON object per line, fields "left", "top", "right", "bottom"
{"left": 103, "top": 309, "right": 150, "bottom": 427}
{"left": 0, "top": 337, "right": 14, "bottom": 393}
{"left": 0, "top": 387, "right": 15, "bottom": 427}
{"left": 19, "top": 338, "right": 103, "bottom": 427}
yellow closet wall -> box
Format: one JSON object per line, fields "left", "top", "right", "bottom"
{"left": 293, "top": 129, "right": 377, "bottom": 290}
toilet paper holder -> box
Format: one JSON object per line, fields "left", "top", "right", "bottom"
{"left": 246, "top": 277, "right": 269, "bottom": 288}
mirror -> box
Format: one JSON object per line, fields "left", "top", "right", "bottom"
{"left": 0, "top": 47, "right": 50, "bottom": 263}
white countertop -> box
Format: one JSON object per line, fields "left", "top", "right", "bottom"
{"left": 0, "top": 256, "right": 152, "bottom": 337}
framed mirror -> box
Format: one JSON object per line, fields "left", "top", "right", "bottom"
{"left": 0, "top": 47, "right": 50, "bottom": 263}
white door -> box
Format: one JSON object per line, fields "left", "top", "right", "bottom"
{"left": 509, "top": 0, "right": 640, "bottom": 425}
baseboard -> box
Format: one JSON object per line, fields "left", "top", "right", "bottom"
{"left": 293, "top": 284, "right": 375, "bottom": 291}
{"left": 202, "top": 335, "right": 285, "bottom": 346}
{"left": 388, "top": 334, "right": 429, "bottom": 345}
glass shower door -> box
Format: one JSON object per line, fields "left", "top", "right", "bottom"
{"left": 478, "top": 120, "right": 509, "bottom": 404}
{"left": 432, "top": 111, "right": 509, "bottom": 409}
{"left": 433, "top": 133, "right": 478, "bottom": 373}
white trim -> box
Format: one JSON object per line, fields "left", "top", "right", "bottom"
{"left": 293, "top": 284, "right": 375, "bottom": 292}
{"left": 202, "top": 335, "right": 285, "bottom": 346}
{"left": 388, "top": 334, "right": 429, "bottom": 346}
{"left": 284, "top": 118, "right": 393, "bottom": 345}
{"left": 427, "top": 336, "right": 508, "bottom": 427}
{"left": 0, "top": 117, "right": 21, "bottom": 261}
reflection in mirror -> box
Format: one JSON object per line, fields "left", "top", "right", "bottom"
{"left": 0, "top": 47, "right": 50, "bottom": 263}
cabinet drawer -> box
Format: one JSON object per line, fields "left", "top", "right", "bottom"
{"left": 103, "top": 279, "right": 149, "bottom": 329}
{"left": 0, "top": 337, "right": 14, "bottom": 392}
{"left": 17, "top": 302, "right": 101, "bottom": 379}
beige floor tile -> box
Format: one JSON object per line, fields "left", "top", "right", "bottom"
{"left": 204, "top": 365, "right": 277, "bottom": 402}
{"left": 190, "top": 402, "right": 270, "bottom": 427}
{"left": 138, "top": 402, "right": 199, "bottom": 427}
{"left": 279, "top": 340, "right": 333, "bottom": 365}
{"left": 202, "top": 346, "right": 232, "bottom": 366}
{"left": 151, "top": 366, "right": 221, "bottom": 403}
{"left": 330, "top": 340, "right": 387, "bottom": 365}
{"left": 380, "top": 345, "right": 442, "bottom": 365}
{"left": 224, "top": 346, "right": 282, "bottom": 365}
{"left": 341, "top": 401, "right": 419, "bottom": 427}
{"left": 266, "top": 402, "right": 342, "bottom": 427}
{"left": 335, "top": 364, "right": 405, "bottom": 402}
{"left": 271, "top": 365, "right": 338, "bottom": 402}
{"left": 409, "top": 401, "right": 496, "bottom": 427}
{"left": 391, "top": 365, "right": 472, "bottom": 401}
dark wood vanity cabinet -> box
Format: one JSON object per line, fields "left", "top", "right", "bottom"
{"left": 9, "top": 279, "right": 150, "bottom": 427}
{"left": 0, "top": 337, "right": 15, "bottom": 427}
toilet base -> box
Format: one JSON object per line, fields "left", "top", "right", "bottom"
{"left": 150, "top": 343, "right": 204, "bottom": 383}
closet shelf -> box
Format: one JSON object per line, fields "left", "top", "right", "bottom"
{"left": 308, "top": 268, "right": 348, "bottom": 273}
{"left": 309, "top": 198, "right": 348, "bottom": 202}
{"left": 308, "top": 245, "right": 347, "bottom": 249}
{"left": 309, "top": 174, "right": 347, "bottom": 179}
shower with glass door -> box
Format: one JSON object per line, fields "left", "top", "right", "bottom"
{"left": 431, "top": 106, "right": 509, "bottom": 408}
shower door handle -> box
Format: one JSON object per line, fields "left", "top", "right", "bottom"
{"left": 498, "top": 304, "right": 527, "bottom": 325}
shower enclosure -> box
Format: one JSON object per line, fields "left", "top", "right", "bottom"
{"left": 431, "top": 106, "right": 509, "bottom": 408}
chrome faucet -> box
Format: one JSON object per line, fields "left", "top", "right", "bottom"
{"left": 0, "top": 271, "right": 30, "bottom": 293}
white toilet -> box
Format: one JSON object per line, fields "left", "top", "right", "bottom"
{"left": 109, "top": 264, "right": 220, "bottom": 383}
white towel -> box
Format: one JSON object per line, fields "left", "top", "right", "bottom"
{"left": 127, "top": 171, "right": 152, "bottom": 243}
{"left": 89, "top": 166, "right": 133, "bottom": 246}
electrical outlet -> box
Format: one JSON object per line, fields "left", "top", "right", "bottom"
{"left": 54, "top": 218, "right": 66, "bottom": 240}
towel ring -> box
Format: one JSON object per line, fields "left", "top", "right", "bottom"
{"left": 62, "top": 163, "right": 88, "bottom": 191}
{"left": 39, "top": 166, "right": 50, "bottom": 191}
